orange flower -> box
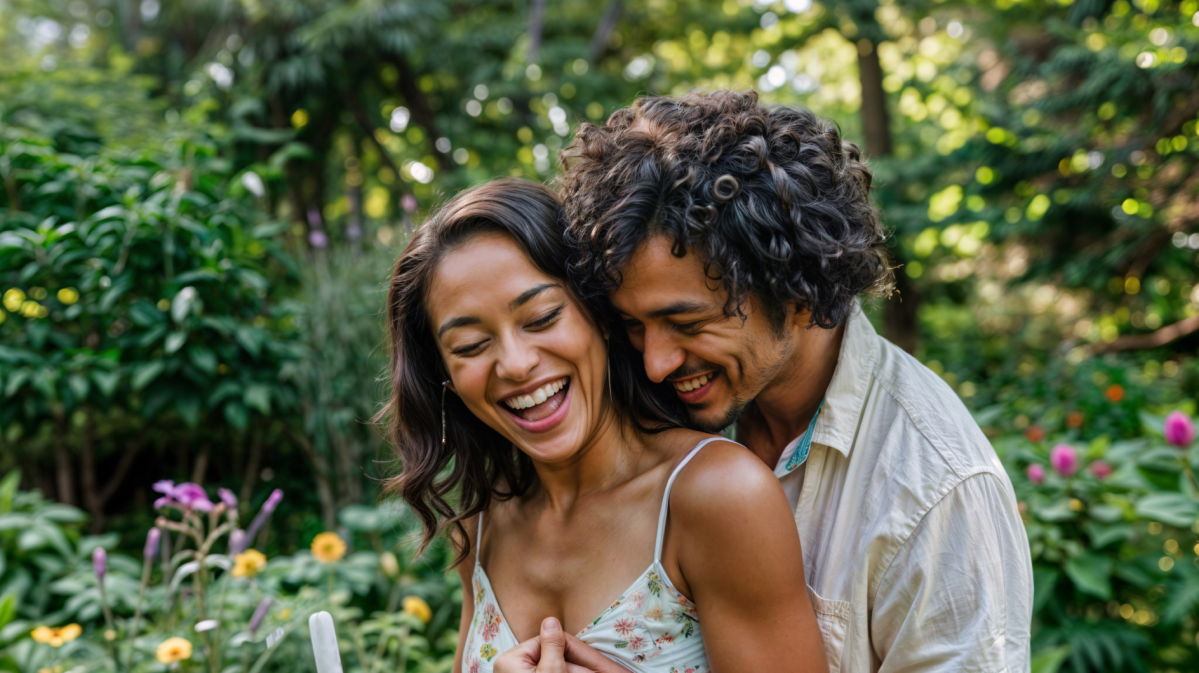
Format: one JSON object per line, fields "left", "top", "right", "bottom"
{"left": 311, "top": 531, "right": 346, "bottom": 563}
{"left": 402, "top": 596, "right": 432, "bottom": 623}
{"left": 1024, "top": 426, "right": 1045, "bottom": 443}
{"left": 1066, "top": 411, "right": 1084, "bottom": 428}
{"left": 1105, "top": 384, "right": 1124, "bottom": 403}
{"left": 156, "top": 637, "right": 193, "bottom": 664}
{"left": 30, "top": 624, "right": 81, "bottom": 647}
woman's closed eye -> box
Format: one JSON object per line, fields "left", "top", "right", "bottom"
{"left": 526, "top": 305, "right": 564, "bottom": 330}
{"left": 450, "top": 338, "right": 489, "bottom": 356}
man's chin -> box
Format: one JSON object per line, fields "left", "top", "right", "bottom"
{"left": 684, "top": 400, "right": 747, "bottom": 435}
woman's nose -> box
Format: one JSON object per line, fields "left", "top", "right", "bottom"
{"left": 495, "top": 335, "right": 541, "bottom": 381}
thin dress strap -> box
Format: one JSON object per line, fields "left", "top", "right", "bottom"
{"left": 476, "top": 512, "right": 484, "bottom": 565}
{"left": 653, "top": 437, "right": 728, "bottom": 562}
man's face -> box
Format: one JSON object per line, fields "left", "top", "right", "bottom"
{"left": 609, "top": 235, "right": 796, "bottom": 433}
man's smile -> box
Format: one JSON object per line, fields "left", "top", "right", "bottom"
{"left": 670, "top": 371, "right": 719, "bottom": 403}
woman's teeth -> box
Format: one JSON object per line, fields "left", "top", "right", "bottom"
{"left": 674, "top": 374, "right": 710, "bottom": 392}
{"left": 504, "top": 378, "right": 568, "bottom": 410}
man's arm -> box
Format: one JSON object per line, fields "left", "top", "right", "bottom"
{"left": 872, "top": 472, "right": 1033, "bottom": 673}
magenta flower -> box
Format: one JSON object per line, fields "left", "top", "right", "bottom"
{"left": 249, "top": 597, "right": 273, "bottom": 636}
{"left": 153, "top": 480, "right": 214, "bottom": 512}
{"left": 93, "top": 547, "right": 107, "bottom": 580}
{"left": 218, "top": 488, "right": 238, "bottom": 509}
{"left": 1027, "top": 464, "right": 1045, "bottom": 485}
{"left": 234, "top": 489, "right": 284, "bottom": 554}
{"left": 1050, "top": 444, "right": 1080, "bottom": 476}
{"left": 1164, "top": 411, "right": 1195, "bottom": 448}
{"left": 144, "top": 527, "right": 161, "bottom": 561}
{"left": 1088, "top": 460, "right": 1113, "bottom": 480}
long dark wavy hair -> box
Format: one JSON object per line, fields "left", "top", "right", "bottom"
{"left": 377, "top": 178, "right": 685, "bottom": 566}
{"left": 558, "top": 89, "right": 894, "bottom": 329}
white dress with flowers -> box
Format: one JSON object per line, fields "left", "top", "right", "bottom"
{"left": 461, "top": 438, "right": 725, "bottom": 673}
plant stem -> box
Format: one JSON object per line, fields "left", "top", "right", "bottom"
{"left": 98, "top": 582, "right": 124, "bottom": 672}
{"left": 128, "top": 560, "right": 153, "bottom": 668}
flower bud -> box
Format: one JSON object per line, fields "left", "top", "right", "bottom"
{"left": 218, "top": 488, "right": 238, "bottom": 509}
{"left": 262, "top": 489, "right": 283, "bottom": 514}
{"left": 380, "top": 551, "right": 400, "bottom": 579}
{"left": 1026, "top": 464, "right": 1044, "bottom": 485}
{"left": 1088, "top": 460, "right": 1112, "bottom": 480}
{"left": 93, "top": 547, "right": 107, "bottom": 581}
{"left": 1050, "top": 444, "right": 1079, "bottom": 476}
{"left": 145, "top": 527, "right": 162, "bottom": 561}
{"left": 1164, "top": 411, "right": 1195, "bottom": 448}
{"left": 249, "top": 597, "right": 273, "bottom": 636}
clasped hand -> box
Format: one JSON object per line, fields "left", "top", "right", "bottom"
{"left": 493, "top": 617, "right": 628, "bottom": 673}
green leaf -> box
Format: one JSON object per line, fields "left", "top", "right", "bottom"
{"left": 67, "top": 373, "right": 89, "bottom": 400}
{"left": 0, "top": 595, "right": 15, "bottom": 632}
{"left": 1032, "top": 567, "right": 1059, "bottom": 613}
{"left": 1064, "top": 553, "right": 1112, "bottom": 600}
{"left": 188, "top": 346, "right": 218, "bottom": 375}
{"left": 1035, "top": 499, "right": 1078, "bottom": 522}
{"left": 175, "top": 394, "right": 201, "bottom": 427}
{"left": 1083, "top": 522, "right": 1135, "bottom": 549}
{"left": 1031, "top": 645, "right": 1070, "bottom": 673}
{"left": 1134, "top": 493, "right": 1198, "bottom": 528}
{"left": 224, "top": 400, "right": 248, "bottom": 429}
{"left": 1088, "top": 503, "right": 1124, "bottom": 523}
{"left": 244, "top": 384, "right": 271, "bottom": 415}
{"left": 165, "top": 330, "right": 188, "bottom": 354}
{"left": 90, "top": 369, "right": 120, "bottom": 397}
{"left": 130, "top": 361, "right": 165, "bottom": 391}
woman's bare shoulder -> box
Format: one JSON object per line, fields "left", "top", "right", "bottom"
{"left": 666, "top": 436, "right": 789, "bottom": 528}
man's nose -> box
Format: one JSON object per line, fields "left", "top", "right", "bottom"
{"left": 641, "top": 328, "right": 685, "bottom": 384}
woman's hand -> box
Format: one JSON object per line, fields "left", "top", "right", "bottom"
{"left": 493, "top": 618, "right": 628, "bottom": 673}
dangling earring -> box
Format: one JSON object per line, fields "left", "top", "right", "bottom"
{"left": 441, "top": 381, "right": 450, "bottom": 446}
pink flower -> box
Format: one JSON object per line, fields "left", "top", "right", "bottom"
{"left": 1050, "top": 444, "right": 1080, "bottom": 476}
{"left": 1027, "top": 464, "right": 1045, "bottom": 485}
{"left": 1164, "top": 411, "right": 1195, "bottom": 448}
{"left": 613, "top": 618, "right": 637, "bottom": 637}
{"left": 627, "top": 635, "right": 648, "bottom": 651}
{"left": 1088, "top": 460, "right": 1112, "bottom": 480}
{"left": 152, "top": 481, "right": 214, "bottom": 512}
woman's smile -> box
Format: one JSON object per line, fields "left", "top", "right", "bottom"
{"left": 500, "top": 376, "right": 572, "bottom": 432}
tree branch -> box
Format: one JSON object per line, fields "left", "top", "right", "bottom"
{"left": 287, "top": 427, "right": 338, "bottom": 529}
{"left": 1089, "top": 314, "right": 1199, "bottom": 355}
{"left": 528, "top": 0, "right": 547, "bottom": 63}
{"left": 345, "top": 88, "right": 410, "bottom": 194}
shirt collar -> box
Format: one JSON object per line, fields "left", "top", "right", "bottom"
{"left": 811, "top": 300, "right": 880, "bottom": 458}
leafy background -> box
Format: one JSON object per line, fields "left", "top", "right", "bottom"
{"left": 2, "top": 0, "right": 1199, "bottom": 671}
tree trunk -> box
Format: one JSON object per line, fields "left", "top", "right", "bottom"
{"left": 53, "top": 419, "right": 75, "bottom": 506}
{"left": 289, "top": 428, "right": 338, "bottom": 529}
{"left": 385, "top": 55, "right": 452, "bottom": 171}
{"left": 589, "top": 1, "right": 624, "bottom": 63}
{"left": 856, "top": 33, "right": 919, "bottom": 353}
{"left": 527, "top": 0, "right": 547, "bottom": 63}
{"left": 238, "top": 429, "right": 264, "bottom": 508}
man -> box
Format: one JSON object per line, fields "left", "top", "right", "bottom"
{"left": 558, "top": 90, "right": 1033, "bottom": 672}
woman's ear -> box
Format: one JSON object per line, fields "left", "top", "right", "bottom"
{"left": 443, "top": 379, "right": 457, "bottom": 394}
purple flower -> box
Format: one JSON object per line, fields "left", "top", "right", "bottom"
{"left": 144, "top": 527, "right": 162, "bottom": 561}
{"left": 236, "top": 489, "right": 284, "bottom": 554}
{"left": 153, "top": 481, "right": 214, "bottom": 513}
{"left": 230, "top": 529, "right": 246, "bottom": 555}
{"left": 93, "top": 547, "right": 107, "bottom": 580}
{"left": 1050, "top": 444, "right": 1080, "bottom": 477}
{"left": 218, "top": 488, "right": 238, "bottom": 509}
{"left": 1164, "top": 411, "right": 1195, "bottom": 448}
{"left": 1027, "top": 464, "right": 1044, "bottom": 485}
{"left": 308, "top": 230, "right": 328, "bottom": 248}
{"left": 1089, "top": 460, "right": 1113, "bottom": 480}
{"left": 249, "top": 597, "right": 273, "bottom": 636}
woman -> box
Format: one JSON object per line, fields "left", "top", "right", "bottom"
{"left": 380, "top": 178, "right": 826, "bottom": 673}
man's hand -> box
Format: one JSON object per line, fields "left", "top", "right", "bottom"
{"left": 492, "top": 618, "right": 629, "bottom": 673}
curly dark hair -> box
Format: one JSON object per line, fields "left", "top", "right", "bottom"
{"left": 557, "top": 89, "right": 893, "bottom": 329}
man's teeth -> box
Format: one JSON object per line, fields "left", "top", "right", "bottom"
{"left": 674, "top": 374, "right": 711, "bottom": 392}
{"left": 504, "top": 378, "right": 568, "bottom": 410}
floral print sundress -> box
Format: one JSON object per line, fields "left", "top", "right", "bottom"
{"left": 461, "top": 438, "right": 726, "bottom": 673}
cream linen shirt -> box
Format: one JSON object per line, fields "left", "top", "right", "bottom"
{"left": 768, "top": 303, "right": 1033, "bottom": 673}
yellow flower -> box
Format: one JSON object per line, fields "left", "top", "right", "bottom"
{"left": 379, "top": 551, "right": 399, "bottom": 578}
{"left": 30, "top": 624, "right": 81, "bottom": 647}
{"left": 311, "top": 531, "right": 346, "bottom": 563}
{"left": 402, "top": 596, "right": 432, "bottom": 624}
{"left": 232, "top": 549, "right": 268, "bottom": 578}
{"left": 57, "top": 288, "right": 79, "bottom": 305}
{"left": 277, "top": 608, "right": 292, "bottom": 621}
{"left": 156, "top": 637, "right": 193, "bottom": 664}
{"left": 3, "top": 288, "right": 24, "bottom": 312}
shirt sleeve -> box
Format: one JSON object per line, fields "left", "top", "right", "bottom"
{"left": 872, "top": 472, "right": 1033, "bottom": 673}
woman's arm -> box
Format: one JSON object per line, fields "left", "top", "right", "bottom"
{"left": 452, "top": 516, "right": 479, "bottom": 673}
{"left": 667, "top": 441, "right": 828, "bottom": 673}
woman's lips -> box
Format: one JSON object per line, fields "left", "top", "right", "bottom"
{"left": 502, "top": 385, "right": 572, "bottom": 433}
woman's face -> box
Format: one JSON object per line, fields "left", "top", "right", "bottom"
{"left": 427, "top": 231, "right": 610, "bottom": 466}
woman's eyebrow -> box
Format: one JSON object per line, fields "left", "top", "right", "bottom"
{"left": 437, "top": 315, "right": 481, "bottom": 339}
{"left": 509, "top": 283, "right": 560, "bottom": 310}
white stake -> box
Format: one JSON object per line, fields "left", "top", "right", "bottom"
{"left": 309, "top": 611, "right": 344, "bottom": 673}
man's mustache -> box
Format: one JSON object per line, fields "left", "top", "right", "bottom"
{"left": 666, "top": 362, "right": 723, "bottom": 382}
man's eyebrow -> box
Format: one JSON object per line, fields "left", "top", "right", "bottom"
{"left": 437, "top": 316, "right": 481, "bottom": 339}
{"left": 648, "top": 301, "right": 709, "bottom": 319}
{"left": 509, "top": 283, "right": 560, "bottom": 310}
